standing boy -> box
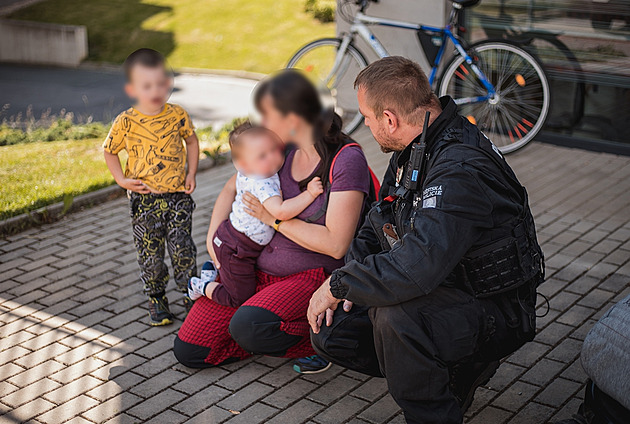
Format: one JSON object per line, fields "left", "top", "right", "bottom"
{"left": 103, "top": 48, "right": 199, "bottom": 326}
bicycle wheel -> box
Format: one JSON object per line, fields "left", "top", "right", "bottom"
{"left": 437, "top": 40, "right": 550, "bottom": 153}
{"left": 287, "top": 38, "right": 368, "bottom": 135}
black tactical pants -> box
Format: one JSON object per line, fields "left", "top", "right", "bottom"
{"left": 311, "top": 286, "right": 517, "bottom": 424}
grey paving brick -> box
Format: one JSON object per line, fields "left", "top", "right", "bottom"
{"left": 556, "top": 305, "right": 595, "bottom": 327}
{"left": 37, "top": 395, "right": 100, "bottom": 424}
{"left": 520, "top": 358, "right": 565, "bottom": 386}
{"left": 44, "top": 375, "right": 103, "bottom": 404}
{"left": 90, "top": 353, "right": 146, "bottom": 381}
{"left": 535, "top": 377, "right": 583, "bottom": 407}
{"left": 561, "top": 359, "right": 588, "bottom": 383}
{"left": 217, "top": 381, "right": 275, "bottom": 412}
{"left": 128, "top": 368, "right": 188, "bottom": 398}
{"left": 82, "top": 392, "right": 144, "bottom": 423}
{"left": 308, "top": 374, "right": 362, "bottom": 405}
{"left": 94, "top": 336, "right": 148, "bottom": 363}
{"left": 93, "top": 372, "right": 145, "bottom": 400}
{"left": 266, "top": 399, "right": 324, "bottom": 424}
{"left": 3, "top": 378, "right": 61, "bottom": 407}
{"left": 0, "top": 397, "right": 55, "bottom": 422}
{"left": 485, "top": 362, "right": 526, "bottom": 391}
{"left": 466, "top": 406, "right": 512, "bottom": 424}
{"left": 216, "top": 362, "right": 272, "bottom": 391}
{"left": 508, "top": 401, "right": 555, "bottom": 424}
{"left": 257, "top": 362, "right": 301, "bottom": 387}
{"left": 8, "top": 359, "right": 65, "bottom": 387}
{"left": 182, "top": 406, "right": 232, "bottom": 424}
{"left": 49, "top": 356, "right": 107, "bottom": 384}
{"left": 313, "top": 396, "right": 368, "bottom": 424}
{"left": 55, "top": 340, "right": 109, "bottom": 365}
{"left": 222, "top": 403, "right": 278, "bottom": 424}
{"left": 351, "top": 377, "right": 389, "bottom": 402}
{"left": 0, "top": 362, "right": 26, "bottom": 380}
{"left": 172, "top": 367, "right": 229, "bottom": 394}
{"left": 357, "top": 394, "right": 401, "bottom": 423}
{"left": 491, "top": 380, "right": 540, "bottom": 412}
{"left": 546, "top": 338, "right": 584, "bottom": 364}
{"left": 263, "top": 378, "right": 319, "bottom": 409}
{"left": 172, "top": 384, "right": 231, "bottom": 416}
{"left": 3, "top": 345, "right": 38, "bottom": 367}
{"left": 0, "top": 381, "right": 18, "bottom": 398}
{"left": 506, "top": 342, "right": 550, "bottom": 368}
{"left": 126, "top": 388, "right": 187, "bottom": 421}
{"left": 132, "top": 350, "right": 179, "bottom": 378}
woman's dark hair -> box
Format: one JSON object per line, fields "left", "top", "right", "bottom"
{"left": 254, "top": 69, "right": 347, "bottom": 190}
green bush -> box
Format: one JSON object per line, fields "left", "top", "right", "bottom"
{"left": 198, "top": 117, "right": 249, "bottom": 162}
{"left": 0, "top": 109, "right": 109, "bottom": 146}
{"left": 305, "top": 0, "right": 336, "bottom": 23}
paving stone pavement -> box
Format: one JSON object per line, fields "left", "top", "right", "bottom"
{"left": 1, "top": 127, "right": 629, "bottom": 424}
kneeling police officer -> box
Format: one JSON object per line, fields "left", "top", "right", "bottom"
{"left": 308, "top": 56, "right": 545, "bottom": 424}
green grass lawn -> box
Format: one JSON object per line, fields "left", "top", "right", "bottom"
{"left": 0, "top": 139, "right": 114, "bottom": 220}
{"left": 9, "top": 0, "right": 335, "bottom": 74}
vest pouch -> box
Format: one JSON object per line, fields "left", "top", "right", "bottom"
{"left": 461, "top": 220, "right": 540, "bottom": 298}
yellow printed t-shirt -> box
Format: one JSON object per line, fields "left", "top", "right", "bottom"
{"left": 103, "top": 103, "right": 195, "bottom": 193}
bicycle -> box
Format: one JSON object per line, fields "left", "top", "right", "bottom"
{"left": 287, "top": 0, "right": 550, "bottom": 153}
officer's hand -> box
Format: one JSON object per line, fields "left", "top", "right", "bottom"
{"left": 318, "top": 299, "right": 353, "bottom": 329}
{"left": 308, "top": 277, "right": 341, "bottom": 334}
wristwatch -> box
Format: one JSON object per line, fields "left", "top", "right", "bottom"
{"left": 273, "top": 219, "right": 282, "bottom": 231}
{"left": 329, "top": 271, "right": 349, "bottom": 299}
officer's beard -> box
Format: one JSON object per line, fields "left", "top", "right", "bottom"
{"left": 372, "top": 124, "right": 398, "bottom": 153}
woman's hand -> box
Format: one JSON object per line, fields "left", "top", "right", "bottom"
{"left": 243, "top": 192, "right": 275, "bottom": 226}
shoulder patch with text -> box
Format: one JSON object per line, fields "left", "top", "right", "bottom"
{"left": 422, "top": 185, "right": 443, "bottom": 209}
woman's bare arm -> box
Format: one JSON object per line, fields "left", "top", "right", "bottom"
{"left": 243, "top": 190, "right": 364, "bottom": 260}
{"left": 206, "top": 173, "right": 237, "bottom": 267}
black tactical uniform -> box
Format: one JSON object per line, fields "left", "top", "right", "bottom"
{"left": 311, "top": 97, "right": 544, "bottom": 424}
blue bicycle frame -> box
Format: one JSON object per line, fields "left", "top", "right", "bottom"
{"left": 340, "top": 11, "right": 496, "bottom": 105}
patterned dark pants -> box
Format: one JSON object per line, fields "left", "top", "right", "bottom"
{"left": 129, "top": 192, "right": 197, "bottom": 297}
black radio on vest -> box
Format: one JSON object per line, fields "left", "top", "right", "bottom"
{"left": 403, "top": 111, "right": 431, "bottom": 192}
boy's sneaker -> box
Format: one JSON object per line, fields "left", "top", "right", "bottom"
{"left": 201, "top": 261, "right": 218, "bottom": 282}
{"left": 292, "top": 355, "right": 332, "bottom": 374}
{"left": 148, "top": 295, "right": 174, "bottom": 326}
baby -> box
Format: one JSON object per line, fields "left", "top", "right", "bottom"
{"left": 188, "top": 123, "right": 323, "bottom": 307}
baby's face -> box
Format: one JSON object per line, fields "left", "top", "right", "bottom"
{"left": 126, "top": 64, "right": 172, "bottom": 111}
{"left": 237, "top": 135, "right": 284, "bottom": 178}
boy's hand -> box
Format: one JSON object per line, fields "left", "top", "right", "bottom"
{"left": 307, "top": 177, "right": 324, "bottom": 198}
{"left": 185, "top": 173, "right": 196, "bottom": 194}
{"left": 118, "top": 178, "right": 151, "bottom": 194}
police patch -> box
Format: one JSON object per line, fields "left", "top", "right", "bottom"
{"left": 422, "top": 185, "right": 443, "bottom": 208}
{"left": 423, "top": 196, "right": 437, "bottom": 208}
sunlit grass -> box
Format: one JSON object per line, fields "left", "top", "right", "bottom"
{"left": 10, "top": 0, "right": 335, "bottom": 74}
{"left": 0, "top": 139, "right": 114, "bottom": 220}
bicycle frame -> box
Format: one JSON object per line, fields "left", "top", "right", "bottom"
{"left": 332, "top": 10, "right": 496, "bottom": 105}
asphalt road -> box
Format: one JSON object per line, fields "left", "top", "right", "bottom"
{"left": 0, "top": 63, "right": 258, "bottom": 127}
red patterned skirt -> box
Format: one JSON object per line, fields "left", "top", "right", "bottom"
{"left": 177, "top": 268, "right": 327, "bottom": 366}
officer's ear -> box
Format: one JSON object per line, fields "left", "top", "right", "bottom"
{"left": 382, "top": 110, "right": 399, "bottom": 134}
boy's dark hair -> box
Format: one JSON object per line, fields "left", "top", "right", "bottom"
{"left": 354, "top": 56, "right": 438, "bottom": 126}
{"left": 123, "top": 48, "right": 166, "bottom": 81}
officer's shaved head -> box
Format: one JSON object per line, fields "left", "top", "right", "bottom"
{"left": 354, "top": 56, "right": 438, "bottom": 126}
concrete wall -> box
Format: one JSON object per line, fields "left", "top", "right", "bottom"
{"left": 0, "top": 19, "right": 87, "bottom": 67}
{"left": 336, "top": 0, "right": 448, "bottom": 72}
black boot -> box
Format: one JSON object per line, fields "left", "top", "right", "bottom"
{"left": 449, "top": 360, "right": 499, "bottom": 413}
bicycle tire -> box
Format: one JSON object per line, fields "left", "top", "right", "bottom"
{"left": 287, "top": 38, "right": 369, "bottom": 135}
{"left": 437, "top": 39, "right": 550, "bottom": 154}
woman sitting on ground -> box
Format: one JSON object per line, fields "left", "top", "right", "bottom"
{"left": 173, "top": 70, "right": 371, "bottom": 372}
